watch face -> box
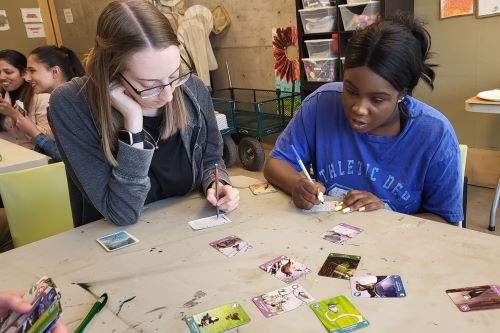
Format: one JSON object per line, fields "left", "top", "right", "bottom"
{"left": 118, "top": 130, "right": 132, "bottom": 145}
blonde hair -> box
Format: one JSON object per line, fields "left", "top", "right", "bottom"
{"left": 85, "top": 0, "right": 188, "bottom": 166}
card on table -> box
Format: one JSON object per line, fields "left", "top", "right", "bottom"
{"left": 209, "top": 235, "right": 252, "bottom": 257}
{"left": 350, "top": 275, "right": 406, "bottom": 298}
{"left": 321, "top": 223, "right": 364, "bottom": 244}
{"left": 259, "top": 255, "right": 311, "bottom": 284}
{"left": 303, "top": 201, "right": 340, "bottom": 213}
{"left": 96, "top": 230, "right": 139, "bottom": 252}
{"left": 188, "top": 215, "right": 232, "bottom": 230}
{"left": 252, "top": 284, "right": 314, "bottom": 317}
{"left": 249, "top": 182, "right": 278, "bottom": 195}
{"left": 185, "top": 302, "right": 250, "bottom": 333}
{"left": 318, "top": 253, "right": 361, "bottom": 280}
{"left": 310, "top": 295, "right": 369, "bottom": 333}
{"left": 446, "top": 285, "right": 500, "bottom": 312}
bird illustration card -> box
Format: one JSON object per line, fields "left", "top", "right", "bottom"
{"left": 252, "top": 284, "right": 314, "bottom": 317}
{"left": 446, "top": 285, "right": 500, "bottom": 312}
{"left": 310, "top": 295, "right": 369, "bottom": 333}
{"left": 209, "top": 235, "right": 252, "bottom": 257}
{"left": 321, "top": 223, "right": 363, "bottom": 244}
{"left": 185, "top": 302, "right": 250, "bottom": 333}
{"left": 259, "top": 255, "right": 311, "bottom": 284}
{"left": 350, "top": 275, "right": 406, "bottom": 298}
{"left": 188, "top": 215, "right": 232, "bottom": 230}
{"left": 318, "top": 253, "right": 361, "bottom": 280}
{"left": 249, "top": 182, "right": 278, "bottom": 195}
{"left": 96, "top": 231, "right": 139, "bottom": 252}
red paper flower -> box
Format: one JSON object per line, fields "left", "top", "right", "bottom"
{"left": 273, "top": 27, "right": 300, "bottom": 83}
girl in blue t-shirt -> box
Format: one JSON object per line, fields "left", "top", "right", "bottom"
{"left": 264, "top": 14, "right": 463, "bottom": 223}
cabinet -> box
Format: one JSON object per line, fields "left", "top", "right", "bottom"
{"left": 295, "top": 0, "right": 414, "bottom": 99}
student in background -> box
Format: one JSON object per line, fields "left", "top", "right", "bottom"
{"left": 49, "top": 0, "right": 239, "bottom": 227}
{"left": 17, "top": 45, "right": 85, "bottom": 162}
{"left": 264, "top": 14, "right": 463, "bottom": 224}
{"left": 0, "top": 50, "right": 51, "bottom": 150}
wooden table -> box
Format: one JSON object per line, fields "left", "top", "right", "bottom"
{"left": 0, "top": 138, "right": 48, "bottom": 173}
{"left": 465, "top": 97, "right": 500, "bottom": 231}
{"left": 0, "top": 176, "right": 499, "bottom": 333}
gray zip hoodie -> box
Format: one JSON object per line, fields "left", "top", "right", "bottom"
{"left": 48, "top": 75, "right": 230, "bottom": 227}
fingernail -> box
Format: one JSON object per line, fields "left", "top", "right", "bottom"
{"left": 334, "top": 205, "right": 343, "bottom": 211}
{"left": 342, "top": 207, "right": 351, "bottom": 214}
{"left": 358, "top": 207, "right": 366, "bottom": 212}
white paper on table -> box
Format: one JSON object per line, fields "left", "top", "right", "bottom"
{"left": 188, "top": 214, "right": 232, "bottom": 230}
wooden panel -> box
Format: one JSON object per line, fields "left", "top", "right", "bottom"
{"left": 466, "top": 148, "right": 500, "bottom": 188}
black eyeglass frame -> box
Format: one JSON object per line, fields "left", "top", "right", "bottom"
{"left": 119, "top": 56, "right": 192, "bottom": 99}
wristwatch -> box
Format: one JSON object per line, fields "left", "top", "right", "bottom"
{"left": 118, "top": 130, "right": 145, "bottom": 145}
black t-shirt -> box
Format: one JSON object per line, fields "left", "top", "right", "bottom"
{"left": 143, "top": 115, "right": 192, "bottom": 204}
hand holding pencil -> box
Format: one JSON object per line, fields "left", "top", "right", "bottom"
{"left": 290, "top": 145, "right": 326, "bottom": 209}
{"left": 206, "top": 164, "right": 241, "bottom": 214}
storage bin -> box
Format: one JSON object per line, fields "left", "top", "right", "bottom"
{"left": 302, "top": 0, "right": 331, "bottom": 9}
{"left": 339, "top": 1, "right": 380, "bottom": 31}
{"left": 302, "top": 58, "right": 337, "bottom": 82}
{"left": 305, "top": 39, "right": 337, "bottom": 58}
{"left": 346, "top": 0, "right": 368, "bottom": 4}
{"left": 299, "top": 6, "right": 336, "bottom": 34}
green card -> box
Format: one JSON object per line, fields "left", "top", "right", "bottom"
{"left": 310, "top": 295, "right": 369, "bottom": 333}
{"left": 185, "top": 302, "right": 250, "bottom": 333}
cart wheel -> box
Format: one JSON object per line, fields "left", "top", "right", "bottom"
{"left": 238, "top": 137, "right": 265, "bottom": 171}
{"left": 222, "top": 135, "right": 237, "bottom": 168}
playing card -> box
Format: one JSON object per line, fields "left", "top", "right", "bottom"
{"left": 252, "top": 284, "right": 314, "bottom": 317}
{"left": 185, "top": 302, "right": 250, "bottom": 333}
{"left": 318, "top": 253, "right": 361, "bottom": 280}
{"left": 259, "top": 255, "right": 311, "bottom": 283}
{"left": 209, "top": 235, "right": 252, "bottom": 257}
{"left": 350, "top": 275, "right": 406, "bottom": 298}
{"left": 303, "top": 201, "right": 340, "bottom": 213}
{"left": 310, "top": 295, "right": 369, "bottom": 333}
{"left": 188, "top": 215, "right": 232, "bottom": 230}
{"left": 446, "top": 285, "right": 500, "bottom": 312}
{"left": 0, "top": 286, "right": 61, "bottom": 333}
{"left": 321, "top": 223, "right": 363, "bottom": 244}
{"left": 96, "top": 231, "right": 139, "bottom": 252}
{"left": 249, "top": 182, "right": 278, "bottom": 195}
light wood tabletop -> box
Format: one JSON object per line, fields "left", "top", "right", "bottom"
{"left": 0, "top": 138, "right": 48, "bottom": 173}
{"left": 0, "top": 176, "right": 498, "bottom": 333}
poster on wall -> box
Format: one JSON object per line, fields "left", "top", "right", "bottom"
{"left": 272, "top": 27, "right": 300, "bottom": 92}
{"left": 440, "top": 0, "right": 474, "bottom": 19}
{"left": 21, "top": 8, "right": 43, "bottom": 23}
{"left": 0, "top": 10, "right": 10, "bottom": 31}
{"left": 25, "top": 23, "right": 46, "bottom": 38}
{"left": 476, "top": 0, "right": 500, "bottom": 18}
{"left": 63, "top": 8, "right": 74, "bottom": 23}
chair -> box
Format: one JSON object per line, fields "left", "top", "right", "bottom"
{"left": 459, "top": 144, "right": 468, "bottom": 228}
{"left": 0, "top": 162, "right": 73, "bottom": 247}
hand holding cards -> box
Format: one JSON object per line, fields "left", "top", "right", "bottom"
{"left": 0, "top": 277, "right": 62, "bottom": 333}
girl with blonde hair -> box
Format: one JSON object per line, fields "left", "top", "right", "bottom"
{"left": 49, "top": 0, "right": 239, "bottom": 226}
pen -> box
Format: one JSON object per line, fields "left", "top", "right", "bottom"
{"left": 74, "top": 293, "right": 108, "bottom": 333}
{"left": 291, "top": 144, "right": 324, "bottom": 204}
{"left": 215, "top": 163, "right": 220, "bottom": 219}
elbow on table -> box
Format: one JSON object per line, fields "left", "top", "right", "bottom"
{"left": 106, "top": 208, "right": 141, "bottom": 226}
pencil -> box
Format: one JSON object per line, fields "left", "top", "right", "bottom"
{"left": 215, "top": 163, "right": 220, "bottom": 218}
{"left": 291, "top": 145, "right": 324, "bottom": 204}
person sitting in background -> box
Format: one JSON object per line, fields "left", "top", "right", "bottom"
{"left": 0, "top": 50, "right": 51, "bottom": 151}
{"left": 264, "top": 14, "right": 463, "bottom": 224}
{"left": 49, "top": 0, "right": 239, "bottom": 227}
{"left": 17, "top": 45, "right": 85, "bottom": 162}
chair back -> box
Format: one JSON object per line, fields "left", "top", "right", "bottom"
{"left": 458, "top": 144, "right": 468, "bottom": 228}
{"left": 0, "top": 162, "right": 73, "bottom": 247}
{"left": 459, "top": 144, "right": 468, "bottom": 184}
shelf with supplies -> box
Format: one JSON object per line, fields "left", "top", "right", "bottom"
{"left": 295, "top": 0, "right": 414, "bottom": 99}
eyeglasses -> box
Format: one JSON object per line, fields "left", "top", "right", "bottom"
{"left": 119, "top": 57, "right": 192, "bottom": 99}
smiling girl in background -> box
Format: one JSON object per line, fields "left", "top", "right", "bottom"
{"left": 264, "top": 14, "right": 463, "bottom": 224}
{"left": 0, "top": 50, "right": 50, "bottom": 150}
{"left": 18, "top": 45, "right": 85, "bottom": 161}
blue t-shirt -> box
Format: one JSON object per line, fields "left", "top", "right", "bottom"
{"left": 272, "top": 82, "right": 463, "bottom": 222}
